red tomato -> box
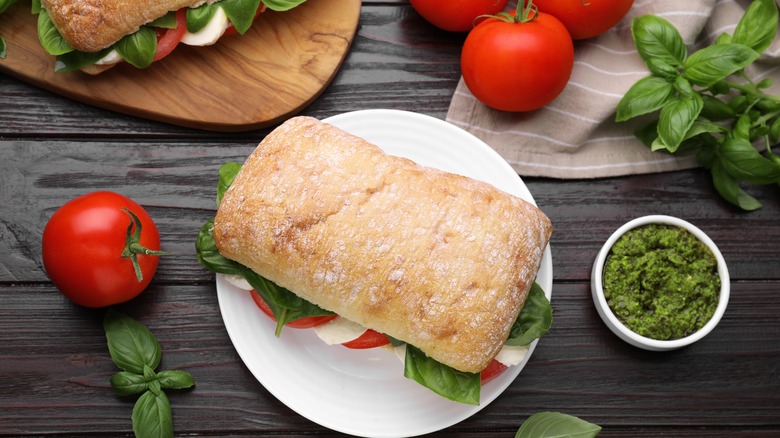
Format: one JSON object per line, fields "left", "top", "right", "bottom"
{"left": 342, "top": 329, "right": 390, "bottom": 349}
{"left": 410, "top": 0, "right": 508, "bottom": 32}
{"left": 460, "top": 8, "right": 574, "bottom": 112}
{"left": 42, "top": 191, "right": 163, "bottom": 308}
{"left": 534, "top": 0, "right": 634, "bottom": 40}
{"left": 153, "top": 8, "right": 188, "bottom": 62}
{"left": 251, "top": 290, "right": 338, "bottom": 328}
{"left": 480, "top": 359, "right": 508, "bottom": 384}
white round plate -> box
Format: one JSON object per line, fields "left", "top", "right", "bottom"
{"left": 216, "top": 109, "right": 554, "bottom": 437}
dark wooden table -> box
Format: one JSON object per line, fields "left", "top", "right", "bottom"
{"left": 2, "top": 2, "right": 779, "bottom": 437}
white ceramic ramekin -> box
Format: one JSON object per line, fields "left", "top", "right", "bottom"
{"left": 591, "top": 215, "right": 730, "bottom": 351}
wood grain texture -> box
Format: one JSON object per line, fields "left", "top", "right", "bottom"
{"left": 0, "top": 0, "right": 361, "bottom": 131}
{"left": 1, "top": 1, "right": 779, "bottom": 436}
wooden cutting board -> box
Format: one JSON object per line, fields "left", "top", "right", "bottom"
{"left": 0, "top": 0, "right": 361, "bottom": 131}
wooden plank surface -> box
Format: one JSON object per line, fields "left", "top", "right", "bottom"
{"left": 1, "top": 2, "right": 779, "bottom": 436}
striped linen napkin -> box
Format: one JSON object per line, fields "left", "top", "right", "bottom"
{"left": 445, "top": 0, "right": 780, "bottom": 178}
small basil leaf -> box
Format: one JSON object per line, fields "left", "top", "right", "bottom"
{"left": 719, "top": 137, "right": 780, "bottom": 184}
{"left": 615, "top": 76, "right": 674, "bottom": 122}
{"left": 104, "top": 309, "right": 162, "bottom": 374}
{"left": 657, "top": 93, "right": 703, "bottom": 153}
{"left": 700, "top": 94, "right": 736, "bottom": 121}
{"left": 0, "top": 0, "right": 17, "bottom": 13}
{"left": 505, "top": 283, "right": 552, "bottom": 346}
{"left": 634, "top": 120, "right": 659, "bottom": 148}
{"left": 262, "top": 0, "right": 307, "bottom": 12}
{"left": 769, "top": 117, "right": 780, "bottom": 143}
{"left": 645, "top": 57, "right": 679, "bottom": 80}
{"left": 132, "top": 390, "right": 174, "bottom": 438}
{"left": 37, "top": 9, "right": 73, "bottom": 55}
{"left": 0, "top": 37, "right": 6, "bottom": 59}
{"left": 149, "top": 12, "right": 177, "bottom": 29}
{"left": 221, "top": 0, "right": 263, "bottom": 34}
{"left": 115, "top": 26, "right": 157, "bottom": 69}
{"left": 195, "top": 219, "right": 244, "bottom": 276}
{"left": 156, "top": 370, "right": 196, "bottom": 390}
{"left": 217, "top": 162, "right": 242, "bottom": 207}
{"left": 631, "top": 15, "right": 687, "bottom": 68}
{"left": 683, "top": 43, "right": 759, "bottom": 88}
{"left": 515, "top": 412, "right": 602, "bottom": 438}
{"left": 404, "top": 345, "right": 480, "bottom": 406}
{"left": 187, "top": 3, "right": 219, "bottom": 33}
{"left": 54, "top": 48, "right": 112, "bottom": 72}
{"left": 711, "top": 162, "right": 763, "bottom": 211}
{"left": 732, "top": 0, "right": 778, "bottom": 54}
{"left": 110, "top": 371, "right": 150, "bottom": 397}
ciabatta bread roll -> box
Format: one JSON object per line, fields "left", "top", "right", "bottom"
{"left": 213, "top": 116, "right": 552, "bottom": 373}
{"left": 42, "top": 0, "right": 213, "bottom": 52}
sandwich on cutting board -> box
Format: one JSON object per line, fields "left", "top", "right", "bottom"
{"left": 33, "top": 0, "right": 305, "bottom": 73}
{"left": 196, "top": 116, "right": 554, "bottom": 404}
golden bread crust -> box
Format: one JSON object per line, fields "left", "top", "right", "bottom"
{"left": 213, "top": 116, "right": 552, "bottom": 373}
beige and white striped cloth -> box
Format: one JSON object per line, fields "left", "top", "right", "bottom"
{"left": 446, "top": 0, "right": 780, "bottom": 179}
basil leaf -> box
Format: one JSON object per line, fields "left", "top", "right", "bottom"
{"left": 132, "top": 390, "right": 173, "bottom": 438}
{"left": 701, "top": 94, "right": 736, "bottom": 121}
{"left": 54, "top": 48, "right": 112, "bottom": 72}
{"left": 631, "top": 15, "right": 686, "bottom": 68}
{"left": 404, "top": 345, "right": 480, "bottom": 405}
{"left": 104, "top": 309, "right": 162, "bottom": 375}
{"left": 110, "top": 371, "right": 150, "bottom": 397}
{"left": 195, "top": 219, "right": 244, "bottom": 276}
{"left": 0, "top": 37, "right": 6, "bottom": 59}
{"left": 683, "top": 43, "right": 759, "bottom": 88}
{"left": 187, "top": 3, "right": 219, "bottom": 33}
{"left": 262, "top": 0, "right": 307, "bottom": 12}
{"left": 615, "top": 76, "right": 674, "bottom": 122}
{"left": 221, "top": 0, "right": 263, "bottom": 35}
{"left": 240, "top": 268, "right": 334, "bottom": 336}
{"left": 732, "top": 0, "right": 778, "bottom": 54}
{"left": 37, "top": 9, "right": 73, "bottom": 55}
{"left": 217, "top": 162, "right": 242, "bottom": 207}
{"left": 711, "top": 162, "right": 763, "bottom": 211}
{"left": 657, "top": 93, "right": 703, "bottom": 153}
{"left": 156, "top": 370, "right": 196, "bottom": 390}
{"left": 505, "top": 282, "right": 552, "bottom": 346}
{"left": 149, "top": 12, "right": 177, "bottom": 29}
{"left": 515, "top": 412, "right": 602, "bottom": 438}
{"left": 0, "top": 0, "right": 16, "bottom": 14}
{"left": 115, "top": 26, "right": 157, "bottom": 69}
{"left": 719, "top": 137, "right": 780, "bottom": 184}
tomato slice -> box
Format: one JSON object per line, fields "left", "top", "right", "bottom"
{"left": 480, "top": 359, "right": 508, "bottom": 384}
{"left": 250, "top": 290, "right": 338, "bottom": 328}
{"left": 341, "top": 329, "right": 390, "bottom": 349}
{"left": 154, "top": 8, "right": 188, "bottom": 62}
{"left": 223, "top": 4, "right": 267, "bottom": 37}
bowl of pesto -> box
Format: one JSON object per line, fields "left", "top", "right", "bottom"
{"left": 591, "top": 215, "right": 729, "bottom": 351}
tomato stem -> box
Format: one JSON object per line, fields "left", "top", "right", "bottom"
{"left": 120, "top": 207, "right": 166, "bottom": 283}
{"left": 480, "top": 0, "right": 538, "bottom": 24}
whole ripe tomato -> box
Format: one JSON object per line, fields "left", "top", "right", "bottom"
{"left": 460, "top": 6, "right": 574, "bottom": 112}
{"left": 42, "top": 191, "right": 164, "bottom": 308}
{"left": 410, "top": 0, "right": 509, "bottom": 32}
{"left": 534, "top": 0, "right": 634, "bottom": 40}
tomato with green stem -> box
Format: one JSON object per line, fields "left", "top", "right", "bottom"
{"left": 534, "top": 0, "right": 634, "bottom": 40}
{"left": 460, "top": 1, "right": 574, "bottom": 112}
{"left": 42, "top": 191, "right": 165, "bottom": 308}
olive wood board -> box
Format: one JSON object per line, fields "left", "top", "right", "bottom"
{"left": 0, "top": 0, "right": 361, "bottom": 132}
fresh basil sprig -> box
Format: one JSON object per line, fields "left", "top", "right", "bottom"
{"left": 515, "top": 412, "right": 601, "bottom": 438}
{"left": 616, "top": 0, "right": 780, "bottom": 211}
{"left": 104, "top": 310, "right": 195, "bottom": 438}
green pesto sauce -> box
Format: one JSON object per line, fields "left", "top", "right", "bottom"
{"left": 603, "top": 224, "right": 720, "bottom": 341}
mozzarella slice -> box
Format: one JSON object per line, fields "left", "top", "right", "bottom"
{"left": 313, "top": 316, "right": 368, "bottom": 345}
{"left": 94, "top": 49, "right": 123, "bottom": 66}
{"left": 224, "top": 274, "right": 253, "bottom": 291}
{"left": 181, "top": 7, "right": 230, "bottom": 46}
{"left": 494, "top": 344, "right": 529, "bottom": 367}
